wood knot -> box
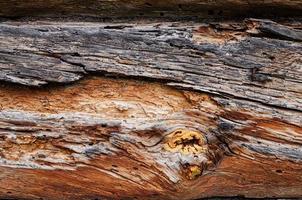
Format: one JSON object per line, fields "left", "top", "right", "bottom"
{"left": 164, "top": 129, "right": 207, "bottom": 155}
{"left": 162, "top": 128, "right": 225, "bottom": 181}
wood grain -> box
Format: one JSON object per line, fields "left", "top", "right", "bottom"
{"left": 0, "top": 18, "right": 301, "bottom": 199}
{"left": 0, "top": 19, "right": 301, "bottom": 112}
{"left": 0, "top": 77, "right": 301, "bottom": 200}
{"left": 0, "top": 0, "right": 302, "bottom": 19}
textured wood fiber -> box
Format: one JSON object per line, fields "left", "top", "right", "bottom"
{"left": 0, "top": 77, "right": 301, "bottom": 200}
{"left": 0, "top": 19, "right": 301, "bottom": 112}
{"left": 0, "top": 0, "right": 302, "bottom": 19}
{"left": 0, "top": 18, "right": 301, "bottom": 200}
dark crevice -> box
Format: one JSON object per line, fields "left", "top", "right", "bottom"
{"left": 208, "top": 10, "right": 214, "bottom": 16}
{"left": 212, "top": 129, "right": 237, "bottom": 157}
{"left": 145, "top": 2, "right": 152, "bottom": 7}
{"left": 103, "top": 25, "right": 133, "bottom": 29}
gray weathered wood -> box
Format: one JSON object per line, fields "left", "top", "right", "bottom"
{"left": 0, "top": 19, "right": 301, "bottom": 112}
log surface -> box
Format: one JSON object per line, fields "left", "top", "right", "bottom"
{"left": 0, "top": 19, "right": 301, "bottom": 200}
{"left": 0, "top": 0, "right": 302, "bottom": 19}
{"left": 0, "top": 19, "right": 301, "bottom": 111}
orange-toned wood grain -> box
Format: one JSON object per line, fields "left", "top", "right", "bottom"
{"left": 0, "top": 77, "right": 301, "bottom": 200}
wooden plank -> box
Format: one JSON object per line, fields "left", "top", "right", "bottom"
{"left": 0, "top": 0, "right": 302, "bottom": 18}
{"left": 0, "top": 19, "right": 301, "bottom": 111}
{"left": 0, "top": 77, "right": 301, "bottom": 200}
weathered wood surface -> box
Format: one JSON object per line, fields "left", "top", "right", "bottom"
{"left": 0, "top": 0, "right": 302, "bottom": 19}
{"left": 0, "top": 19, "right": 301, "bottom": 111}
{"left": 0, "top": 19, "right": 301, "bottom": 200}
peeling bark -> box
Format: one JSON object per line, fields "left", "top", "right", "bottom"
{"left": 0, "top": 18, "right": 301, "bottom": 200}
